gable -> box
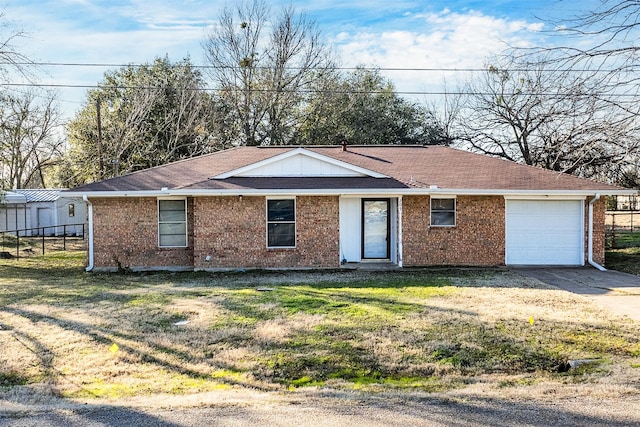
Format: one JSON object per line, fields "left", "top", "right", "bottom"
{"left": 213, "top": 148, "right": 387, "bottom": 179}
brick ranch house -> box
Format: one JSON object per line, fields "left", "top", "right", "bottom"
{"left": 64, "top": 145, "right": 636, "bottom": 272}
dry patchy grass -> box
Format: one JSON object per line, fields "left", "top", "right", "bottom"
{"left": 1, "top": 252, "right": 639, "bottom": 407}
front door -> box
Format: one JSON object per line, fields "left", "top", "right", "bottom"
{"left": 362, "top": 199, "right": 390, "bottom": 259}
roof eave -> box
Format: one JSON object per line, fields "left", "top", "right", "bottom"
{"left": 64, "top": 187, "right": 638, "bottom": 198}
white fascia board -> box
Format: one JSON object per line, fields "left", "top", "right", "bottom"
{"left": 504, "top": 194, "right": 588, "bottom": 201}
{"left": 66, "top": 187, "right": 636, "bottom": 199}
{"left": 66, "top": 189, "right": 406, "bottom": 198}
{"left": 433, "top": 188, "right": 638, "bottom": 197}
{"left": 501, "top": 190, "right": 637, "bottom": 199}
{"left": 211, "top": 147, "right": 388, "bottom": 179}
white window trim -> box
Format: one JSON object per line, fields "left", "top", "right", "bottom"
{"left": 157, "top": 197, "right": 188, "bottom": 248}
{"left": 430, "top": 196, "right": 457, "bottom": 227}
{"left": 266, "top": 197, "right": 296, "bottom": 249}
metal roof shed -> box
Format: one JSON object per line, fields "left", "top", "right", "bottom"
{"left": 1, "top": 191, "right": 28, "bottom": 233}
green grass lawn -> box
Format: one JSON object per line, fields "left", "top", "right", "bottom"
{"left": 1, "top": 251, "right": 639, "bottom": 403}
{"left": 606, "top": 247, "right": 640, "bottom": 275}
{"left": 607, "top": 231, "right": 640, "bottom": 249}
{"left": 605, "top": 231, "right": 640, "bottom": 275}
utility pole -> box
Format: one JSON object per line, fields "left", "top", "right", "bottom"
{"left": 96, "top": 98, "right": 104, "bottom": 179}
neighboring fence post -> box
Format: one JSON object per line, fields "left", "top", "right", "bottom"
{"left": 63, "top": 225, "right": 67, "bottom": 251}
{"left": 16, "top": 233, "right": 19, "bottom": 259}
{"left": 611, "top": 213, "right": 616, "bottom": 248}
{"left": 42, "top": 228, "right": 45, "bottom": 255}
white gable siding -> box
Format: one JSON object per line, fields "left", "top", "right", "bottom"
{"left": 235, "top": 154, "right": 366, "bottom": 177}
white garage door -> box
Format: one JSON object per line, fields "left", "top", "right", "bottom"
{"left": 506, "top": 200, "right": 584, "bottom": 266}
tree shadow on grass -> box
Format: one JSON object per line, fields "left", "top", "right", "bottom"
{"left": 2, "top": 267, "right": 640, "bottom": 417}
{"left": 0, "top": 306, "right": 266, "bottom": 397}
{"left": 207, "top": 286, "right": 587, "bottom": 387}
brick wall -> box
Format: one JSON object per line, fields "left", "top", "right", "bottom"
{"left": 89, "top": 194, "right": 607, "bottom": 270}
{"left": 587, "top": 197, "right": 606, "bottom": 265}
{"left": 193, "top": 195, "right": 340, "bottom": 269}
{"left": 91, "top": 197, "right": 194, "bottom": 270}
{"left": 402, "top": 195, "right": 505, "bottom": 266}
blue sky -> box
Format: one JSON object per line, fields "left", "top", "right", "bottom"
{"left": 1, "top": 0, "right": 600, "bottom": 120}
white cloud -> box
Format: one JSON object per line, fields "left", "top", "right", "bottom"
{"left": 112, "top": 0, "right": 215, "bottom": 30}
{"left": 333, "top": 9, "right": 547, "bottom": 100}
{"left": 3, "top": 0, "right": 219, "bottom": 118}
{"left": 2, "top": 1, "right": 552, "bottom": 118}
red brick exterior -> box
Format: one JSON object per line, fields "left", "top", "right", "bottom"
{"left": 89, "top": 194, "right": 607, "bottom": 271}
{"left": 92, "top": 197, "right": 194, "bottom": 270}
{"left": 402, "top": 195, "right": 505, "bottom": 266}
{"left": 192, "top": 196, "right": 339, "bottom": 269}
{"left": 587, "top": 197, "right": 606, "bottom": 266}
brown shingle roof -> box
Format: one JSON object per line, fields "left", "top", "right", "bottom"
{"left": 310, "top": 145, "right": 622, "bottom": 191}
{"left": 67, "top": 145, "right": 627, "bottom": 194}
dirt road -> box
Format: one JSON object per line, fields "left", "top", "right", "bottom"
{"left": 2, "top": 392, "right": 639, "bottom": 426}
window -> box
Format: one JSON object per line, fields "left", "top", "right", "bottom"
{"left": 431, "top": 198, "right": 456, "bottom": 226}
{"left": 158, "top": 199, "right": 187, "bottom": 247}
{"left": 68, "top": 203, "right": 75, "bottom": 217}
{"left": 267, "top": 199, "right": 295, "bottom": 247}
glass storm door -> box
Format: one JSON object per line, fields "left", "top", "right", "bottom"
{"left": 362, "top": 199, "right": 390, "bottom": 259}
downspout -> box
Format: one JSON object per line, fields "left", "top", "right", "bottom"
{"left": 397, "top": 196, "right": 403, "bottom": 267}
{"left": 83, "top": 195, "right": 94, "bottom": 272}
{"left": 588, "top": 193, "right": 606, "bottom": 271}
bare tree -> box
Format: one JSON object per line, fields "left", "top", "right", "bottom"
{"left": 534, "top": 1, "right": 640, "bottom": 74}
{"left": 202, "top": 0, "right": 334, "bottom": 146}
{"left": 508, "top": 0, "right": 640, "bottom": 184}
{"left": 0, "top": 90, "right": 64, "bottom": 188}
{"left": 0, "top": 13, "right": 37, "bottom": 192}
{"left": 0, "top": 12, "right": 33, "bottom": 81}
{"left": 451, "top": 57, "right": 639, "bottom": 179}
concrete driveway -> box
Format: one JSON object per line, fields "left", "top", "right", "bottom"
{"left": 514, "top": 267, "right": 640, "bottom": 322}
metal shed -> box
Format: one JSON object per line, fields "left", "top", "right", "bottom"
{"left": 0, "top": 191, "right": 28, "bottom": 233}
{"left": 1, "top": 189, "right": 86, "bottom": 236}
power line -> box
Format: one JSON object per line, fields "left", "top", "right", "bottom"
{"left": 8, "top": 61, "right": 492, "bottom": 71}
{"left": 2, "top": 81, "right": 639, "bottom": 98}
{"left": 0, "top": 61, "right": 634, "bottom": 73}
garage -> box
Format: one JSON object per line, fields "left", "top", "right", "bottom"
{"left": 506, "top": 199, "right": 584, "bottom": 266}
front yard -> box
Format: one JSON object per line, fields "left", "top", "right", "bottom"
{"left": 1, "top": 252, "right": 639, "bottom": 406}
